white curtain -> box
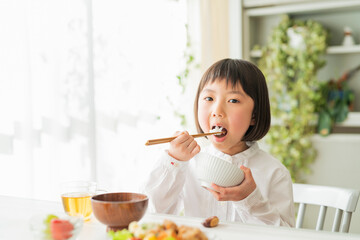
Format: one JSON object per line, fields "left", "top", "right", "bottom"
{"left": 0, "top": 0, "right": 200, "bottom": 201}
{"left": 200, "top": 0, "right": 230, "bottom": 71}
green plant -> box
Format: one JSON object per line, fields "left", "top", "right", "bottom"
{"left": 316, "top": 65, "right": 359, "bottom": 136}
{"left": 258, "top": 15, "right": 328, "bottom": 182}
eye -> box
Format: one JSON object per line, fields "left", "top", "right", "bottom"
{"left": 204, "top": 97, "right": 213, "bottom": 101}
{"left": 229, "top": 99, "right": 239, "bottom": 103}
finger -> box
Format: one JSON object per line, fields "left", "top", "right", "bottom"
{"left": 240, "top": 165, "right": 251, "bottom": 178}
{"left": 212, "top": 183, "right": 239, "bottom": 201}
{"left": 239, "top": 165, "right": 256, "bottom": 196}
{"left": 172, "top": 131, "right": 182, "bottom": 137}
{"left": 219, "top": 184, "right": 240, "bottom": 198}
{"left": 170, "top": 131, "right": 183, "bottom": 145}
{"left": 172, "top": 131, "right": 190, "bottom": 144}
{"left": 179, "top": 131, "right": 191, "bottom": 144}
{"left": 172, "top": 136, "right": 192, "bottom": 150}
{"left": 210, "top": 183, "right": 223, "bottom": 194}
{"left": 187, "top": 140, "right": 198, "bottom": 151}
{"left": 190, "top": 144, "right": 201, "bottom": 156}
{"left": 183, "top": 134, "right": 195, "bottom": 147}
{"left": 205, "top": 186, "right": 221, "bottom": 200}
{"left": 240, "top": 165, "right": 248, "bottom": 171}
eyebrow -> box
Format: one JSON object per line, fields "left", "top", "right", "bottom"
{"left": 201, "top": 88, "right": 246, "bottom": 97}
{"left": 228, "top": 90, "right": 245, "bottom": 97}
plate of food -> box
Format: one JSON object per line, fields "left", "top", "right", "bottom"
{"left": 107, "top": 217, "right": 221, "bottom": 240}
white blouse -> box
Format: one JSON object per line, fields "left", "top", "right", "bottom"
{"left": 141, "top": 142, "right": 295, "bottom": 227}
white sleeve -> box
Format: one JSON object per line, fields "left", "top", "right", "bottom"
{"left": 141, "top": 150, "right": 189, "bottom": 215}
{"left": 233, "top": 171, "right": 295, "bottom": 227}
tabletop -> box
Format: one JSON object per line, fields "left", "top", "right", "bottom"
{"left": 1, "top": 195, "right": 360, "bottom": 240}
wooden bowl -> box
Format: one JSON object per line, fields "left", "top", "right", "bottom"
{"left": 91, "top": 192, "right": 148, "bottom": 231}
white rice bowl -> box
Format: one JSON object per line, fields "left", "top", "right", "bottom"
{"left": 194, "top": 152, "right": 244, "bottom": 191}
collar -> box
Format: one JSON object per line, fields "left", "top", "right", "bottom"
{"left": 204, "top": 142, "right": 259, "bottom": 166}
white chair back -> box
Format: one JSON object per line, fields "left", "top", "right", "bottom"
{"left": 293, "top": 183, "right": 360, "bottom": 233}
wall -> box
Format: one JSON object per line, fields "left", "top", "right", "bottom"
{"left": 304, "top": 135, "right": 360, "bottom": 233}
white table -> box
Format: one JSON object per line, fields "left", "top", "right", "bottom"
{"left": 1, "top": 195, "right": 360, "bottom": 240}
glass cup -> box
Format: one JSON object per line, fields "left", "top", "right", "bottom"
{"left": 61, "top": 181, "right": 105, "bottom": 221}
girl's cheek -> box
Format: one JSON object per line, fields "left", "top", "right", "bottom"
{"left": 231, "top": 112, "right": 252, "bottom": 130}
{"left": 198, "top": 107, "right": 209, "bottom": 131}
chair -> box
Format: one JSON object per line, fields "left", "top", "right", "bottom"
{"left": 293, "top": 183, "right": 360, "bottom": 233}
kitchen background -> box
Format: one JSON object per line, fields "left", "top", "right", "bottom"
{"left": 0, "top": 0, "right": 359, "bottom": 234}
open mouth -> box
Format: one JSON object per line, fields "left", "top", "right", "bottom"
{"left": 211, "top": 126, "right": 227, "bottom": 138}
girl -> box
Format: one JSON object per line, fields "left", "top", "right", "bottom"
{"left": 142, "top": 59, "right": 295, "bottom": 227}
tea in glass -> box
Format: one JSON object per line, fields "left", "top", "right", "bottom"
{"left": 61, "top": 192, "right": 93, "bottom": 221}
{"left": 61, "top": 181, "right": 97, "bottom": 221}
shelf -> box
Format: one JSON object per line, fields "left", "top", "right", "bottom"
{"left": 326, "top": 45, "right": 360, "bottom": 55}
{"left": 270, "top": 113, "right": 360, "bottom": 127}
{"left": 332, "top": 112, "right": 360, "bottom": 134}
{"left": 239, "top": 0, "right": 360, "bottom": 116}
{"left": 245, "top": 0, "right": 360, "bottom": 16}
{"left": 312, "top": 133, "right": 360, "bottom": 142}
{"left": 243, "top": 0, "right": 314, "bottom": 9}
{"left": 250, "top": 45, "right": 360, "bottom": 58}
{"left": 336, "top": 112, "right": 360, "bottom": 127}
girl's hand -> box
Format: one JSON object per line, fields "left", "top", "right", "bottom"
{"left": 168, "top": 131, "right": 201, "bottom": 161}
{"left": 206, "top": 166, "right": 256, "bottom": 201}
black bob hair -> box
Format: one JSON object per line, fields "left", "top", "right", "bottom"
{"left": 194, "top": 58, "right": 271, "bottom": 141}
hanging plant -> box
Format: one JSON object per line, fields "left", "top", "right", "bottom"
{"left": 258, "top": 15, "right": 328, "bottom": 182}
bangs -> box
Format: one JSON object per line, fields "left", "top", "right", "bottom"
{"left": 199, "top": 59, "right": 247, "bottom": 91}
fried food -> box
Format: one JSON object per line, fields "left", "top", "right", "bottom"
{"left": 202, "top": 216, "right": 219, "bottom": 228}
{"left": 127, "top": 219, "right": 208, "bottom": 240}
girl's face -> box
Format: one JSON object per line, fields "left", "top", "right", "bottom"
{"left": 198, "top": 79, "right": 255, "bottom": 155}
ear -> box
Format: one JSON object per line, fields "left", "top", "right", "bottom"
{"left": 250, "top": 113, "right": 256, "bottom": 126}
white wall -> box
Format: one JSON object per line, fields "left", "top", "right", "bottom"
{"left": 303, "top": 134, "right": 360, "bottom": 233}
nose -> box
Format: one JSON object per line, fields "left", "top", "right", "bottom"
{"left": 212, "top": 102, "right": 225, "bottom": 118}
{"left": 212, "top": 112, "right": 223, "bottom": 117}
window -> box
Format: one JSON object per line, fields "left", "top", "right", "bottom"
{"left": 0, "top": 0, "right": 195, "bottom": 200}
